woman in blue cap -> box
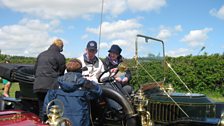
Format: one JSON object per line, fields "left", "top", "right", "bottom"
{"left": 104, "top": 44, "right": 133, "bottom": 95}
{"left": 103, "top": 44, "right": 133, "bottom": 114}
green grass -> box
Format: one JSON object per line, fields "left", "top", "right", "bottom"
{"left": 173, "top": 89, "right": 224, "bottom": 102}
{"left": 200, "top": 90, "right": 224, "bottom": 102}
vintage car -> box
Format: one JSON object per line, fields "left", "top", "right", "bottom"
{"left": 0, "top": 34, "right": 224, "bottom": 126}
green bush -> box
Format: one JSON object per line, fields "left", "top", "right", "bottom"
{"left": 1, "top": 53, "right": 223, "bottom": 95}
{"left": 130, "top": 53, "right": 224, "bottom": 95}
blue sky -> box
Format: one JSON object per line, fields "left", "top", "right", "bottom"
{"left": 0, "top": 0, "right": 223, "bottom": 58}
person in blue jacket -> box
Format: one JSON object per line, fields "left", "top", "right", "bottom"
{"left": 43, "top": 59, "right": 102, "bottom": 126}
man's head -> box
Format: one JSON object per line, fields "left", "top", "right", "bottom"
{"left": 86, "top": 41, "right": 97, "bottom": 60}
{"left": 53, "top": 39, "right": 64, "bottom": 52}
{"left": 66, "top": 59, "right": 82, "bottom": 72}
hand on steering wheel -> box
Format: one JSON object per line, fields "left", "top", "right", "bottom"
{"left": 110, "top": 68, "right": 118, "bottom": 73}
{"left": 98, "top": 68, "right": 119, "bottom": 83}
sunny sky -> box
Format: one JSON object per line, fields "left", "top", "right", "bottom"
{"left": 0, "top": 0, "right": 223, "bottom": 58}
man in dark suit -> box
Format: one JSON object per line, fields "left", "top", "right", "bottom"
{"left": 33, "top": 39, "right": 66, "bottom": 121}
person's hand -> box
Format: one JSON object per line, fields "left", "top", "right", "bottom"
{"left": 122, "top": 77, "right": 128, "bottom": 84}
{"left": 110, "top": 68, "right": 118, "bottom": 73}
{"left": 115, "top": 77, "right": 122, "bottom": 83}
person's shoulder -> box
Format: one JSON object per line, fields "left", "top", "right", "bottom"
{"left": 103, "top": 57, "right": 109, "bottom": 63}
{"left": 97, "top": 57, "right": 104, "bottom": 64}
{"left": 38, "top": 49, "right": 53, "bottom": 58}
{"left": 103, "top": 56, "right": 108, "bottom": 61}
{"left": 118, "top": 55, "right": 124, "bottom": 62}
{"left": 59, "top": 53, "right": 65, "bottom": 58}
{"left": 38, "top": 50, "right": 47, "bottom": 56}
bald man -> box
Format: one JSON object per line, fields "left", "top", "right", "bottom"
{"left": 33, "top": 39, "right": 66, "bottom": 121}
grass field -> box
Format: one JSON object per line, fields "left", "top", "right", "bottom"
{"left": 1, "top": 82, "right": 224, "bottom": 102}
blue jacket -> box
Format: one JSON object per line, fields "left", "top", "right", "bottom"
{"left": 43, "top": 72, "right": 102, "bottom": 126}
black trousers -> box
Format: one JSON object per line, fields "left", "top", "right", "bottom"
{"left": 35, "top": 92, "right": 47, "bottom": 122}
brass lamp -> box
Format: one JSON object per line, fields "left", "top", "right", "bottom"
{"left": 134, "top": 88, "right": 154, "bottom": 126}
{"left": 46, "top": 99, "right": 72, "bottom": 126}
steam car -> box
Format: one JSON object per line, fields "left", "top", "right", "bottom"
{"left": 0, "top": 34, "right": 224, "bottom": 126}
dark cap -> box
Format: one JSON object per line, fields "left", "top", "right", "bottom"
{"left": 87, "top": 41, "right": 97, "bottom": 51}
{"left": 108, "top": 44, "right": 122, "bottom": 55}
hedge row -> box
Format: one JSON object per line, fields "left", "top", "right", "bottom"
{"left": 130, "top": 53, "right": 224, "bottom": 94}
{"left": 0, "top": 53, "right": 223, "bottom": 94}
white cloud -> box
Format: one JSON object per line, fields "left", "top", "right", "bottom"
{"left": 210, "top": 5, "right": 224, "bottom": 20}
{"left": 99, "top": 42, "right": 110, "bottom": 50}
{"left": 181, "top": 28, "right": 213, "bottom": 48}
{"left": 0, "top": 1, "right": 4, "bottom": 7}
{"left": 111, "top": 39, "right": 134, "bottom": 58}
{"left": 127, "top": 0, "right": 167, "bottom": 12}
{"left": 157, "top": 29, "right": 171, "bottom": 40}
{"left": 112, "top": 40, "right": 128, "bottom": 47}
{"left": 103, "top": 0, "right": 127, "bottom": 16}
{"left": 0, "top": 18, "right": 61, "bottom": 56}
{"left": 156, "top": 25, "right": 182, "bottom": 40}
{"left": 0, "top": 0, "right": 99, "bottom": 19}
{"left": 1, "top": 0, "right": 167, "bottom": 19}
{"left": 86, "top": 19, "right": 142, "bottom": 40}
{"left": 175, "top": 25, "right": 183, "bottom": 32}
{"left": 166, "top": 48, "right": 192, "bottom": 57}
{"left": 0, "top": 0, "right": 128, "bottom": 19}
{"left": 86, "top": 19, "right": 142, "bottom": 58}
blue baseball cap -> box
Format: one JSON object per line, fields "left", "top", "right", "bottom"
{"left": 87, "top": 41, "right": 97, "bottom": 51}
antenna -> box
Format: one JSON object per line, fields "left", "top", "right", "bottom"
{"left": 197, "top": 46, "right": 205, "bottom": 55}
{"left": 98, "top": 0, "right": 104, "bottom": 57}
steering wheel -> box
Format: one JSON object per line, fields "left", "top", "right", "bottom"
{"left": 98, "top": 68, "right": 119, "bottom": 83}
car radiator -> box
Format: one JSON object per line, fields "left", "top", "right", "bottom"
{"left": 147, "top": 101, "right": 216, "bottom": 123}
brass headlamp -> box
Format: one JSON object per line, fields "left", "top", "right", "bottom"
{"left": 46, "top": 99, "right": 72, "bottom": 126}
{"left": 134, "top": 88, "right": 154, "bottom": 126}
